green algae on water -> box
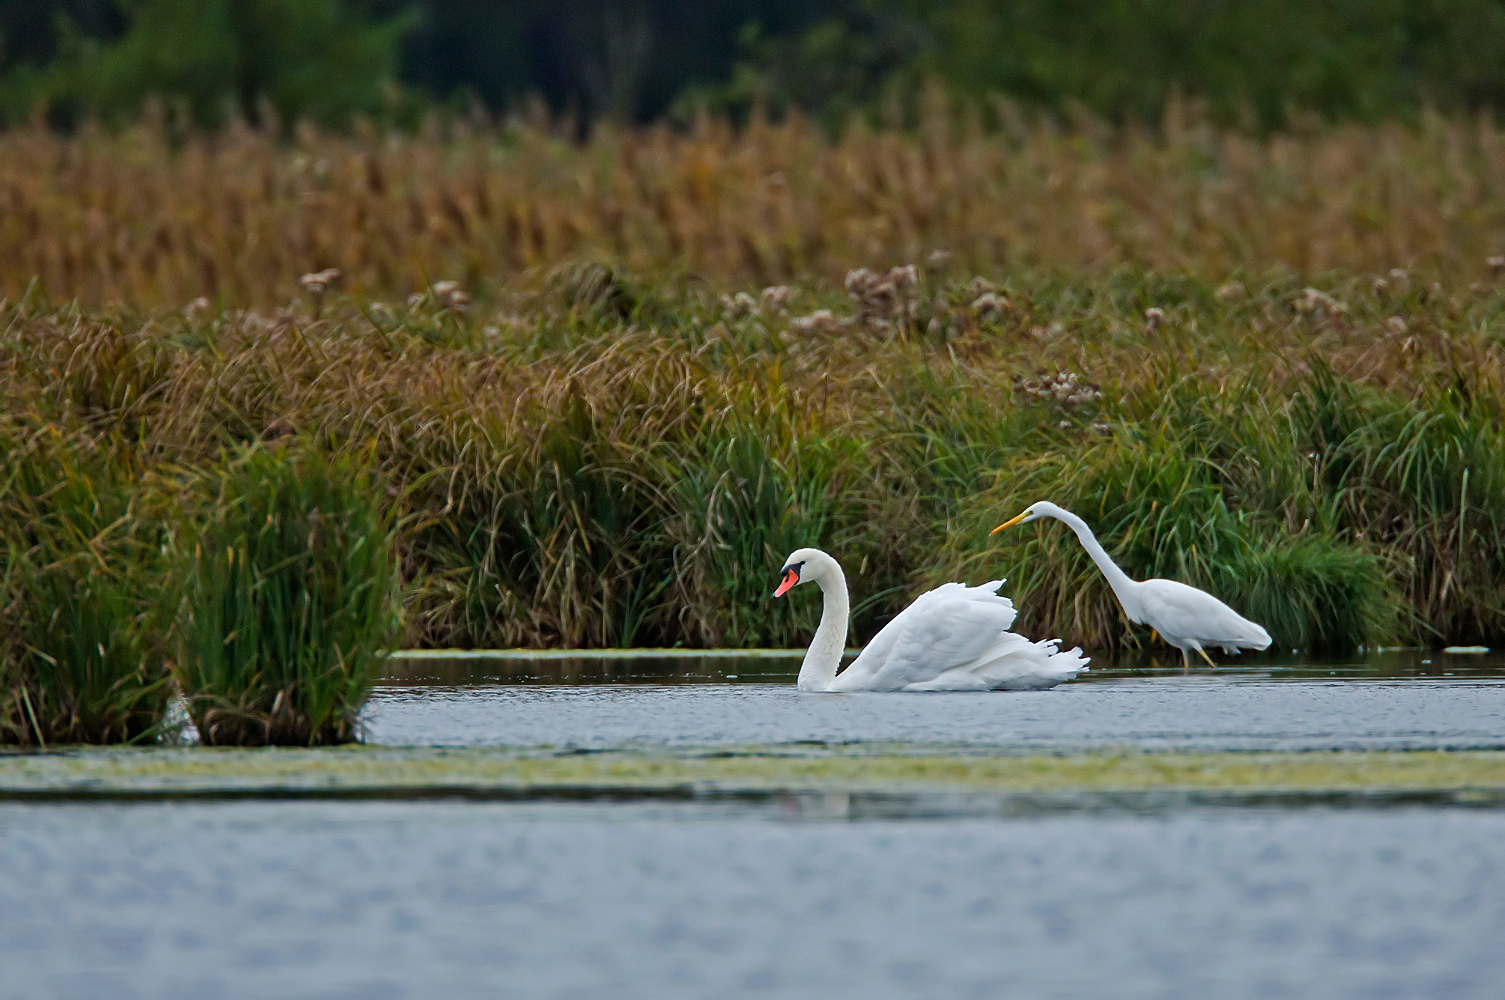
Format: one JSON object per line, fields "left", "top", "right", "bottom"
{"left": 4, "top": 746, "right": 1504, "bottom": 801}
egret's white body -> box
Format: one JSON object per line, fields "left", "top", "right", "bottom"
{"left": 993, "top": 501, "right": 1272, "bottom": 667}
{"left": 773, "top": 547, "right": 1089, "bottom": 693}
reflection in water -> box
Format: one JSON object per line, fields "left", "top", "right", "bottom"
{"left": 382, "top": 649, "right": 807, "bottom": 686}
{"left": 380, "top": 647, "right": 1505, "bottom": 687}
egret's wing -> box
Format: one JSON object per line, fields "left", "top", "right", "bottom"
{"left": 1139, "top": 579, "right": 1270, "bottom": 649}
{"left": 831, "top": 581, "right": 1018, "bottom": 691}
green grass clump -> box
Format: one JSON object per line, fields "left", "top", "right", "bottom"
{"left": 1228, "top": 537, "right": 1392, "bottom": 654}
{"left": 402, "top": 345, "right": 876, "bottom": 651}
{"left": 660, "top": 398, "right": 874, "bottom": 647}
{"left": 404, "top": 373, "right": 672, "bottom": 650}
{"left": 0, "top": 420, "right": 173, "bottom": 746}
{"left": 174, "top": 444, "right": 400, "bottom": 746}
{"left": 1294, "top": 367, "right": 1505, "bottom": 644}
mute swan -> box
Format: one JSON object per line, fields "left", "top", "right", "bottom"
{"left": 773, "top": 547, "right": 1088, "bottom": 693}
{"left": 992, "top": 501, "right": 1272, "bottom": 668}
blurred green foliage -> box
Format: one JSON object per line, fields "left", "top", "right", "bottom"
{"left": 912, "top": 0, "right": 1505, "bottom": 128}
{"left": 0, "top": 0, "right": 411, "bottom": 127}
{"left": 3, "top": 1, "right": 1505, "bottom": 128}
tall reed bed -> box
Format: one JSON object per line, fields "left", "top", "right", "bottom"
{"left": 1, "top": 415, "right": 400, "bottom": 745}
{"left": 4, "top": 109, "right": 1505, "bottom": 308}
{"left": 0, "top": 418, "right": 173, "bottom": 745}
{"left": 2, "top": 266, "right": 1500, "bottom": 655}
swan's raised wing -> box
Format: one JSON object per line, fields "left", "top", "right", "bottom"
{"left": 829, "top": 581, "right": 1018, "bottom": 692}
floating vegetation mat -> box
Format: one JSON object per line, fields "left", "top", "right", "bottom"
{"left": 3, "top": 747, "right": 1504, "bottom": 813}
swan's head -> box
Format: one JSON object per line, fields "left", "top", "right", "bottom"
{"left": 773, "top": 547, "right": 836, "bottom": 598}
{"left": 990, "top": 500, "right": 1066, "bottom": 534}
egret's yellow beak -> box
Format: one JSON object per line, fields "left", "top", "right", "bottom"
{"left": 990, "top": 512, "right": 1028, "bottom": 535}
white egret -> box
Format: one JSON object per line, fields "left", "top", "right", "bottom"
{"left": 773, "top": 547, "right": 1088, "bottom": 692}
{"left": 991, "top": 501, "right": 1272, "bottom": 668}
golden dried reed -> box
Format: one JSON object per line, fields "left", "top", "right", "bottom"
{"left": 3, "top": 110, "right": 1505, "bottom": 308}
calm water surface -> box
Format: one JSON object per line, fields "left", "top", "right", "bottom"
{"left": 2, "top": 799, "right": 1503, "bottom": 1000}
{"left": 367, "top": 649, "right": 1505, "bottom": 752}
{"left": 5, "top": 649, "right": 1502, "bottom": 999}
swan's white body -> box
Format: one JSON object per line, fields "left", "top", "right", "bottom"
{"left": 993, "top": 501, "right": 1272, "bottom": 667}
{"left": 773, "top": 548, "right": 1089, "bottom": 693}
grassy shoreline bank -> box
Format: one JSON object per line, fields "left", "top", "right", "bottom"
{"left": 4, "top": 266, "right": 1502, "bottom": 659}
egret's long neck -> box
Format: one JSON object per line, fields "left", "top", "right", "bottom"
{"left": 1052, "top": 509, "right": 1141, "bottom": 613}
{"left": 797, "top": 568, "right": 849, "bottom": 692}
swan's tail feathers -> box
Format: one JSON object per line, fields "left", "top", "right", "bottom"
{"left": 918, "top": 632, "right": 1089, "bottom": 691}
{"left": 1029, "top": 640, "right": 1090, "bottom": 687}
{"left": 1048, "top": 643, "right": 1091, "bottom": 676}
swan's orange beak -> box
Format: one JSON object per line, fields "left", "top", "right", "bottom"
{"left": 990, "top": 511, "right": 1028, "bottom": 535}
{"left": 773, "top": 566, "right": 799, "bottom": 597}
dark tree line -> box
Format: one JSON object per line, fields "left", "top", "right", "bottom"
{"left": 4, "top": 1, "right": 1505, "bottom": 128}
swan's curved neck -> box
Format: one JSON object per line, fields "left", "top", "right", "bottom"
{"left": 1050, "top": 508, "right": 1141, "bottom": 613}
{"left": 798, "top": 565, "right": 849, "bottom": 692}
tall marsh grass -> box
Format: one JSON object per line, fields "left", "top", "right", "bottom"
{"left": 1293, "top": 368, "right": 1505, "bottom": 643}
